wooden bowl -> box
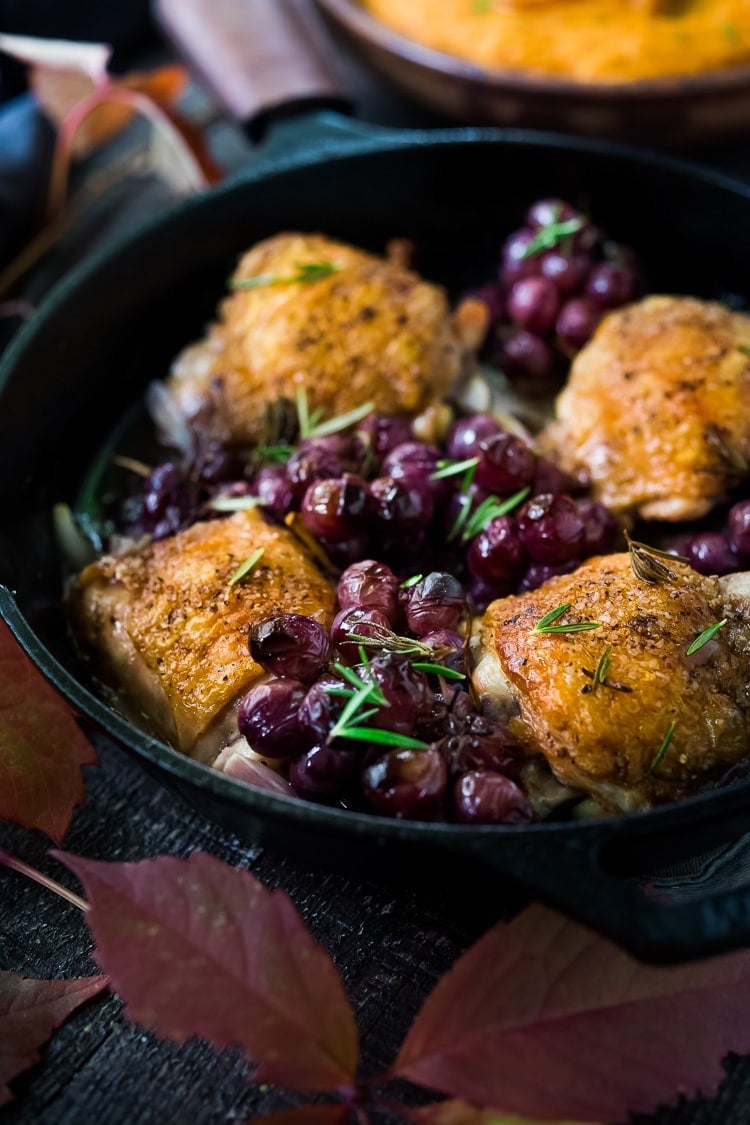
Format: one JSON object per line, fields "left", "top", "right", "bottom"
{"left": 315, "top": 0, "right": 750, "bottom": 147}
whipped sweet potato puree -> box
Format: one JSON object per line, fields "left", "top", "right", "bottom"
{"left": 361, "top": 0, "right": 750, "bottom": 83}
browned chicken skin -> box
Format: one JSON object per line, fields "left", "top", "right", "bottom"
{"left": 165, "top": 233, "right": 485, "bottom": 448}
{"left": 472, "top": 553, "right": 750, "bottom": 811}
{"left": 69, "top": 509, "right": 336, "bottom": 760}
{"left": 542, "top": 296, "right": 750, "bottom": 521}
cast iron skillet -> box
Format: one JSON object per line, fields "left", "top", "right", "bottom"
{"left": 2, "top": 0, "right": 750, "bottom": 963}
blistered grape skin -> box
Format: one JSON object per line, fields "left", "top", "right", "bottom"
{"left": 453, "top": 770, "right": 533, "bottom": 825}
{"left": 370, "top": 475, "right": 434, "bottom": 540}
{"left": 497, "top": 330, "right": 555, "bottom": 381}
{"left": 337, "top": 559, "right": 401, "bottom": 622}
{"left": 357, "top": 414, "right": 413, "bottom": 461}
{"left": 476, "top": 433, "right": 537, "bottom": 496}
{"left": 556, "top": 297, "right": 602, "bottom": 353}
{"left": 301, "top": 474, "right": 370, "bottom": 541}
{"left": 286, "top": 444, "right": 345, "bottom": 501}
{"left": 237, "top": 679, "right": 308, "bottom": 759}
{"left": 446, "top": 414, "right": 503, "bottom": 461}
{"left": 727, "top": 500, "right": 750, "bottom": 558}
{"left": 362, "top": 747, "right": 447, "bottom": 820}
{"left": 249, "top": 614, "right": 331, "bottom": 682}
{"left": 507, "top": 277, "right": 560, "bottom": 336}
{"left": 331, "top": 605, "right": 392, "bottom": 661}
{"left": 298, "top": 676, "right": 345, "bottom": 743}
{"left": 500, "top": 228, "right": 543, "bottom": 285}
{"left": 406, "top": 572, "right": 466, "bottom": 634}
{"left": 467, "top": 516, "right": 526, "bottom": 585}
{"left": 517, "top": 493, "right": 586, "bottom": 564}
{"left": 365, "top": 653, "right": 433, "bottom": 736}
{"left": 688, "top": 532, "right": 739, "bottom": 577}
{"left": 289, "top": 744, "right": 357, "bottom": 800}
{"left": 585, "top": 263, "right": 638, "bottom": 310}
{"left": 251, "top": 466, "right": 294, "bottom": 518}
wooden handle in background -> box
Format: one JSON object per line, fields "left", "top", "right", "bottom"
{"left": 154, "top": 0, "right": 350, "bottom": 133}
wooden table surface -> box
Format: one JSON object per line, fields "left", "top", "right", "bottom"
{"left": 3, "top": 25, "right": 750, "bottom": 1125}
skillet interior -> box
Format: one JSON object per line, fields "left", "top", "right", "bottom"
{"left": 4, "top": 125, "right": 750, "bottom": 957}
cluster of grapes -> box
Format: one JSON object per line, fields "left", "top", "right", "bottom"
{"left": 237, "top": 577, "right": 532, "bottom": 823}
{"left": 683, "top": 498, "right": 750, "bottom": 577}
{"left": 476, "top": 197, "right": 642, "bottom": 381}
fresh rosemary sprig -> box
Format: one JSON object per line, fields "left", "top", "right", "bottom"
{"left": 228, "top": 547, "right": 265, "bottom": 587}
{"left": 333, "top": 728, "right": 431, "bottom": 750}
{"left": 296, "top": 387, "right": 375, "bottom": 440}
{"left": 520, "top": 215, "right": 585, "bottom": 260}
{"left": 208, "top": 495, "right": 267, "bottom": 513}
{"left": 649, "top": 720, "right": 676, "bottom": 773}
{"left": 345, "top": 624, "right": 435, "bottom": 657}
{"left": 532, "top": 603, "right": 601, "bottom": 635}
{"left": 625, "top": 532, "right": 688, "bottom": 585}
{"left": 400, "top": 573, "right": 424, "bottom": 589}
{"left": 412, "top": 661, "right": 466, "bottom": 682}
{"left": 430, "top": 457, "right": 480, "bottom": 481}
{"left": 325, "top": 660, "right": 431, "bottom": 750}
{"left": 687, "top": 619, "right": 728, "bottom": 656}
{"left": 448, "top": 487, "right": 531, "bottom": 544}
{"left": 230, "top": 261, "right": 340, "bottom": 290}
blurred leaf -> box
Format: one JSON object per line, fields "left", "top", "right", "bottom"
{"left": 0, "top": 621, "right": 97, "bottom": 842}
{"left": 0, "top": 971, "right": 108, "bottom": 1107}
{"left": 392, "top": 903, "right": 750, "bottom": 1121}
{"left": 57, "top": 850, "right": 359, "bottom": 1091}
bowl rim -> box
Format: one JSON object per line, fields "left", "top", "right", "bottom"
{"left": 316, "top": 0, "right": 750, "bottom": 101}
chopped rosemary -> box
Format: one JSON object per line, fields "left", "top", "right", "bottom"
{"left": 412, "top": 661, "right": 466, "bottom": 682}
{"left": 296, "top": 387, "right": 374, "bottom": 440}
{"left": 472, "top": 0, "right": 493, "bottom": 11}
{"left": 230, "top": 260, "right": 340, "bottom": 290}
{"left": 687, "top": 619, "right": 728, "bottom": 656}
{"left": 228, "top": 547, "right": 265, "bottom": 587}
{"left": 332, "top": 728, "right": 431, "bottom": 750}
{"left": 208, "top": 495, "right": 267, "bottom": 512}
{"left": 625, "top": 531, "right": 688, "bottom": 585}
{"left": 533, "top": 603, "right": 601, "bottom": 634}
{"left": 332, "top": 661, "right": 388, "bottom": 705}
{"left": 254, "top": 444, "right": 295, "bottom": 464}
{"left": 430, "top": 457, "right": 479, "bottom": 481}
{"left": 649, "top": 721, "right": 676, "bottom": 773}
{"left": 400, "top": 573, "right": 424, "bottom": 589}
{"left": 449, "top": 486, "right": 531, "bottom": 544}
{"left": 520, "top": 216, "right": 585, "bottom": 260}
{"left": 592, "top": 644, "right": 612, "bottom": 691}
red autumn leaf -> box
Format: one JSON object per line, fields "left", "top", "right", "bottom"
{"left": 0, "top": 970, "right": 108, "bottom": 1107}
{"left": 0, "top": 621, "right": 97, "bottom": 842}
{"left": 391, "top": 903, "right": 750, "bottom": 1122}
{"left": 251, "top": 1106, "right": 352, "bottom": 1124}
{"left": 57, "top": 850, "right": 359, "bottom": 1092}
{"left": 409, "top": 1102, "right": 594, "bottom": 1125}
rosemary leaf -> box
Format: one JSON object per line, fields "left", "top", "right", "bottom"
{"left": 412, "top": 661, "right": 466, "bottom": 681}
{"left": 346, "top": 626, "right": 434, "bottom": 657}
{"left": 592, "top": 644, "right": 612, "bottom": 691}
{"left": 739, "top": 344, "right": 750, "bottom": 356}
{"left": 333, "top": 727, "right": 431, "bottom": 750}
{"left": 625, "top": 532, "right": 688, "bottom": 585}
{"left": 533, "top": 603, "right": 600, "bottom": 634}
{"left": 254, "top": 444, "right": 295, "bottom": 464}
{"left": 430, "top": 457, "right": 479, "bottom": 481}
{"left": 686, "top": 619, "right": 728, "bottom": 656}
{"left": 520, "top": 216, "right": 585, "bottom": 260}
{"left": 649, "top": 720, "right": 676, "bottom": 773}
{"left": 400, "top": 573, "right": 424, "bottom": 589}
{"left": 208, "top": 495, "right": 267, "bottom": 512}
{"left": 460, "top": 486, "right": 531, "bottom": 543}
{"left": 228, "top": 547, "right": 265, "bottom": 587}
{"left": 230, "top": 260, "right": 340, "bottom": 290}
{"left": 296, "top": 386, "right": 375, "bottom": 440}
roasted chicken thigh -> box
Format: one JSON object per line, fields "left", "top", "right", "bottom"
{"left": 472, "top": 553, "right": 750, "bottom": 811}
{"left": 164, "top": 232, "right": 485, "bottom": 448}
{"left": 69, "top": 509, "right": 336, "bottom": 761}
{"left": 542, "top": 296, "right": 750, "bottom": 520}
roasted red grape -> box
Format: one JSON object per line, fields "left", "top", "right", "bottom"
{"left": 362, "top": 747, "right": 447, "bottom": 820}
{"left": 576, "top": 498, "right": 618, "bottom": 556}
{"left": 453, "top": 771, "right": 532, "bottom": 825}
{"left": 249, "top": 614, "right": 330, "bottom": 682}
{"left": 406, "top": 572, "right": 465, "bottom": 634}
{"left": 301, "top": 474, "right": 369, "bottom": 541}
{"left": 331, "top": 605, "right": 391, "bottom": 658}
{"left": 556, "top": 297, "right": 602, "bottom": 353}
{"left": 446, "top": 414, "right": 503, "bottom": 461}
{"left": 357, "top": 414, "right": 413, "bottom": 460}
{"left": 508, "top": 277, "right": 560, "bottom": 335}
{"left": 585, "top": 262, "right": 637, "bottom": 310}
{"left": 237, "top": 679, "right": 308, "bottom": 759}
{"left": 518, "top": 558, "right": 582, "bottom": 592}
{"left": 539, "top": 250, "right": 590, "bottom": 295}
{"left": 467, "top": 516, "right": 526, "bottom": 585}
{"left": 337, "top": 559, "right": 401, "bottom": 622}
{"left": 289, "top": 744, "right": 357, "bottom": 800}
{"left": 688, "top": 532, "right": 739, "bottom": 576}
{"left": 517, "top": 493, "right": 586, "bottom": 564}
{"left": 476, "top": 433, "right": 537, "bottom": 495}
{"left": 500, "top": 228, "right": 543, "bottom": 285}
{"left": 525, "top": 197, "right": 580, "bottom": 229}
{"left": 496, "top": 330, "right": 555, "bottom": 380}
{"left": 728, "top": 500, "right": 750, "bottom": 558}
{"left": 365, "top": 653, "right": 433, "bottom": 735}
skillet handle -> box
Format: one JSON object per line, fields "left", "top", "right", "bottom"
{"left": 462, "top": 817, "right": 750, "bottom": 964}
{"left": 155, "top": 0, "right": 351, "bottom": 138}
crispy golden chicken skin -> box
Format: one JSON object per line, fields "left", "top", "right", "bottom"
{"left": 472, "top": 553, "right": 750, "bottom": 812}
{"left": 542, "top": 296, "right": 750, "bottom": 521}
{"left": 166, "top": 233, "right": 485, "bottom": 448}
{"left": 69, "top": 509, "right": 336, "bottom": 760}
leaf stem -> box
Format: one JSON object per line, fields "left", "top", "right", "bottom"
{"left": 0, "top": 849, "right": 89, "bottom": 912}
